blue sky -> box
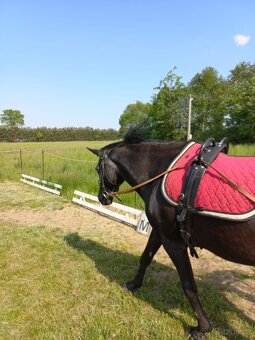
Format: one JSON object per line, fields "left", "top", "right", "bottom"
{"left": 1, "top": 0, "right": 254, "bottom": 130}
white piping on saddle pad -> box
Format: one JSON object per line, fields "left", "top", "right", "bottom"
{"left": 161, "top": 141, "right": 195, "bottom": 207}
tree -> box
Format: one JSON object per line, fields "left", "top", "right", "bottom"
{"left": 0, "top": 109, "right": 25, "bottom": 127}
{"left": 119, "top": 101, "right": 152, "bottom": 136}
{"left": 226, "top": 62, "right": 255, "bottom": 143}
{"left": 188, "top": 67, "right": 227, "bottom": 140}
{"left": 118, "top": 62, "right": 255, "bottom": 143}
{"left": 35, "top": 131, "right": 44, "bottom": 142}
{"left": 149, "top": 68, "right": 188, "bottom": 140}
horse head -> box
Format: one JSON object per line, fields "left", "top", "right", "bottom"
{"left": 87, "top": 147, "right": 124, "bottom": 205}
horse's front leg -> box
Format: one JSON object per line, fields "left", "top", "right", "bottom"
{"left": 125, "top": 228, "right": 162, "bottom": 292}
{"left": 161, "top": 236, "right": 211, "bottom": 339}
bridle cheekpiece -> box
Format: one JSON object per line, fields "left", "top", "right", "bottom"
{"left": 97, "top": 150, "right": 120, "bottom": 200}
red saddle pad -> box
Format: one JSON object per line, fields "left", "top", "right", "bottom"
{"left": 162, "top": 142, "right": 255, "bottom": 221}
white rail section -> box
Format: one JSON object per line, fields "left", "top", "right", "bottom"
{"left": 72, "top": 190, "right": 152, "bottom": 235}
{"left": 20, "top": 174, "right": 62, "bottom": 195}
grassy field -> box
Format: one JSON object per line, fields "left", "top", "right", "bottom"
{"left": 0, "top": 141, "right": 142, "bottom": 209}
{"left": 0, "top": 182, "right": 254, "bottom": 339}
{"left": 0, "top": 141, "right": 254, "bottom": 210}
{"left": 229, "top": 144, "right": 255, "bottom": 156}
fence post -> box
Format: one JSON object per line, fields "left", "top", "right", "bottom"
{"left": 42, "top": 150, "right": 45, "bottom": 180}
{"left": 19, "top": 149, "right": 23, "bottom": 174}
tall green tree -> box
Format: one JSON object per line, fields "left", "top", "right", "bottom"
{"left": 0, "top": 109, "right": 25, "bottom": 127}
{"left": 226, "top": 62, "right": 255, "bottom": 142}
{"left": 188, "top": 67, "right": 227, "bottom": 140}
{"left": 119, "top": 101, "right": 152, "bottom": 136}
{"left": 149, "top": 68, "right": 188, "bottom": 140}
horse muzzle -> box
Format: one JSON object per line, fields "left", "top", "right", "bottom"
{"left": 98, "top": 191, "right": 113, "bottom": 205}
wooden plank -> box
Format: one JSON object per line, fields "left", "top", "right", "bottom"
{"left": 72, "top": 190, "right": 152, "bottom": 235}
{"left": 136, "top": 212, "right": 152, "bottom": 235}
{"left": 20, "top": 174, "right": 62, "bottom": 195}
{"left": 21, "top": 174, "right": 62, "bottom": 189}
{"left": 20, "top": 179, "right": 61, "bottom": 195}
{"left": 73, "top": 190, "right": 141, "bottom": 215}
{"left": 72, "top": 196, "right": 137, "bottom": 227}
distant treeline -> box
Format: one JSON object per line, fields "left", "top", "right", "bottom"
{"left": 0, "top": 126, "right": 119, "bottom": 142}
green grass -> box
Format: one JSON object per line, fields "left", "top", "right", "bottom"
{"left": 0, "top": 223, "right": 254, "bottom": 340}
{"left": 0, "top": 183, "right": 254, "bottom": 339}
{"left": 0, "top": 222, "right": 184, "bottom": 339}
{"left": 0, "top": 223, "right": 254, "bottom": 339}
{"left": 0, "top": 141, "right": 142, "bottom": 209}
{"left": 229, "top": 144, "right": 255, "bottom": 156}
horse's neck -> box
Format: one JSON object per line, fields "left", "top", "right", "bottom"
{"left": 115, "top": 142, "right": 186, "bottom": 187}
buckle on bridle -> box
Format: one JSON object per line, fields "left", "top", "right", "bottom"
{"left": 103, "top": 190, "right": 121, "bottom": 202}
{"left": 103, "top": 191, "right": 110, "bottom": 199}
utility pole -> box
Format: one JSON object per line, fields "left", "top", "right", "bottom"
{"left": 187, "top": 94, "right": 193, "bottom": 141}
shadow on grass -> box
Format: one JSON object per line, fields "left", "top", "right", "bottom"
{"left": 64, "top": 232, "right": 254, "bottom": 339}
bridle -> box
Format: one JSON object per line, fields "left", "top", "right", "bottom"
{"left": 97, "top": 150, "right": 184, "bottom": 200}
{"left": 97, "top": 148, "right": 186, "bottom": 199}
{"left": 97, "top": 150, "right": 122, "bottom": 199}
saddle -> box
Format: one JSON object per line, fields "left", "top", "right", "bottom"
{"left": 161, "top": 138, "right": 255, "bottom": 257}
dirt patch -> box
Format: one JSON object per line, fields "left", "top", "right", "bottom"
{"left": 0, "top": 182, "right": 254, "bottom": 322}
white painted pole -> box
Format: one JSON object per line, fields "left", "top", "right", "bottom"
{"left": 187, "top": 94, "right": 193, "bottom": 141}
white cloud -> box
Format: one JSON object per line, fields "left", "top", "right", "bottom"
{"left": 234, "top": 34, "right": 251, "bottom": 46}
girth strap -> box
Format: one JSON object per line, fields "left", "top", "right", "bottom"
{"left": 179, "top": 137, "right": 229, "bottom": 208}
{"left": 177, "top": 138, "right": 229, "bottom": 257}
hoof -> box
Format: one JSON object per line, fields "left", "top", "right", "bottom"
{"left": 122, "top": 282, "right": 139, "bottom": 293}
{"left": 187, "top": 327, "right": 210, "bottom": 340}
{"left": 122, "top": 283, "right": 131, "bottom": 292}
{"left": 188, "top": 322, "right": 212, "bottom": 340}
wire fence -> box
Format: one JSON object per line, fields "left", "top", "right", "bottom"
{"left": 0, "top": 150, "right": 21, "bottom": 153}
{"left": 44, "top": 152, "right": 97, "bottom": 163}
{"left": 0, "top": 148, "right": 97, "bottom": 177}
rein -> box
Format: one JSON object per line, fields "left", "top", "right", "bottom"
{"left": 107, "top": 160, "right": 255, "bottom": 204}
{"left": 107, "top": 165, "right": 184, "bottom": 198}
{"left": 202, "top": 161, "right": 255, "bottom": 204}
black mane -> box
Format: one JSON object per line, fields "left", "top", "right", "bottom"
{"left": 122, "top": 124, "right": 188, "bottom": 146}
{"left": 104, "top": 124, "right": 187, "bottom": 152}
{"left": 102, "top": 125, "right": 148, "bottom": 152}
{"left": 123, "top": 124, "right": 151, "bottom": 144}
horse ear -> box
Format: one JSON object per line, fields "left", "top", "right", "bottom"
{"left": 87, "top": 147, "right": 99, "bottom": 156}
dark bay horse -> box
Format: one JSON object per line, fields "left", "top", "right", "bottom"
{"left": 88, "top": 132, "right": 255, "bottom": 339}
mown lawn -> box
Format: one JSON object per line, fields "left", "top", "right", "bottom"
{"left": 1, "top": 221, "right": 255, "bottom": 339}
{"left": 0, "top": 183, "right": 254, "bottom": 339}
{"left": 0, "top": 222, "right": 191, "bottom": 339}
